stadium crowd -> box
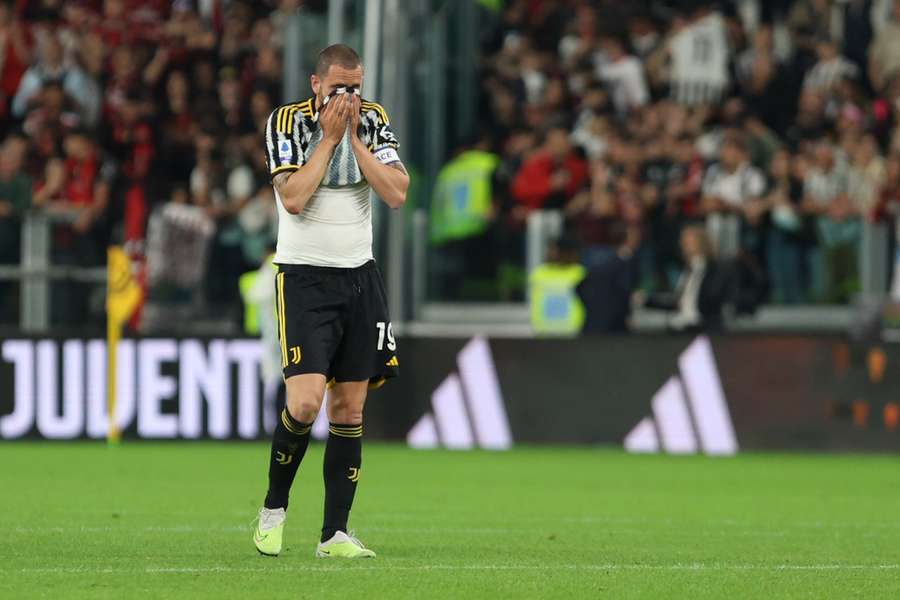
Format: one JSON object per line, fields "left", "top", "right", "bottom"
{"left": 4, "top": 0, "right": 900, "bottom": 328}
{"left": 445, "top": 0, "right": 900, "bottom": 311}
{"left": 0, "top": 0, "right": 309, "bottom": 325}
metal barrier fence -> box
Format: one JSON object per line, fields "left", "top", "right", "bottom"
{"left": 2, "top": 209, "right": 890, "bottom": 333}
{"left": 0, "top": 212, "right": 106, "bottom": 332}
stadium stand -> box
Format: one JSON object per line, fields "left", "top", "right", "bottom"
{"left": 2, "top": 0, "right": 900, "bottom": 332}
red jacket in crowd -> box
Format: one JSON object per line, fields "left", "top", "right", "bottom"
{"left": 511, "top": 151, "right": 588, "bottom": 210}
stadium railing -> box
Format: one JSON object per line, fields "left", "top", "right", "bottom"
{"left": 0, "top": 211, "right": 105, "bottom": 332}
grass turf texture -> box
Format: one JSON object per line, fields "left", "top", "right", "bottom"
{"left": 2, "top": 444, "right": 899, "bottom": 599}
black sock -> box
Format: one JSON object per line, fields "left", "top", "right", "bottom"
{"left": 263, "top": 408, "right": 312, "bottom": 510}
{"left": 321, "top": 423, "right": 362, "bottom": 542}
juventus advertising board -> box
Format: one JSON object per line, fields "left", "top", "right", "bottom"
{"left": 1, "top": 334, "right": 899, "bottom": 451}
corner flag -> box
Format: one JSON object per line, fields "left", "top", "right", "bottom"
{"left": 106, "top": 246, "right": 142, "bottom": 444}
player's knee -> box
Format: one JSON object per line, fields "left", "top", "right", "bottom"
{"left": 327, "top": 395, "right": 364, "bottom": 425}
{"left": 329, "top": 405, "right": 363, "bottom": 425}
{"left": 285, "top": 390, "right": 322, "bottom": 423}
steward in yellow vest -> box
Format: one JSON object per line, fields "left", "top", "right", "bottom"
{"left": 529, "top": 238, "right": 586, "bottom": 335}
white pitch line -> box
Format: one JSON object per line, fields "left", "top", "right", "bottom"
{"left": 564, "top": 516, "right": 900, "bottom": 530}
{"left": 10, "top": 526, "right": 249, "bottom": 534}
{"left": 9, "top": 564, "right": 900, "bottom": 575}
{"left": 8, "top": 525, "right": 893, "bottom": 540}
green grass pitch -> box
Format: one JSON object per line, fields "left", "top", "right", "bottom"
{"left": 2, "top": 443, "right": 899, "bottom": 599}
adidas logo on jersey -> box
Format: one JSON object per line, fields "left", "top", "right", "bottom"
{"left": 406, "top": 337, "right": 512, "bottom": 451}
{"left": 624, "top": 336, "right": 738, "bottom": 456}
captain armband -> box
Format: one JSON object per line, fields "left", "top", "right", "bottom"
{"left": 373, "top": 147, "right": 400, "bottom": 165}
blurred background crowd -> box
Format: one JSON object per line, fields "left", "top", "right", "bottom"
{"left": 0, "top": 0, "right": 304, "bottom": 327}
{"left": 434, "top": 0, "right": 900, "bottom": 330}
{"left": 2, "top": 0, "right": 900, "bottom": 333}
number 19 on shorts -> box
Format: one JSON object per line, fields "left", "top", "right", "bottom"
{"left": 375, "top": 322, "right": 396, "bottom": 351}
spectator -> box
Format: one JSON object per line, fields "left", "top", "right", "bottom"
{"left": 701, "top": 137, "right": 767, "bottom": 258}
{"left": 736, "top": 25, "right": 778, "bottom": 88}
{"left": 59, "top": 128, "right": 109, "bottom": 245}
{"left": 21, "top": 80, "right": 71, "bottom": 150}
{"left": 788, "top": 0, "right": 838, "bottom": 50}
{"left": 802, "top": 139, "right": 861, "bottom": 301}
{"left": 105, "top": 89, "right": 153, "bottom": 244}
{"left": 737, "top": 26, "right": 794, "bottom": 133}
{"left": 12, "top": 31, "right": 100, "bottom": 126}
{"left": 0, "top": 2, "right": 32, "bottom": 123}
{"left": 786, "top": 89, "right": 829, "bottom": 149}
{"left": 764, "top": 149, "right": 809, "bottom": 303}
{"left": 868, "top": 0, "right": 900, "bottom": 93}
{"left": 642, "top": 226, "right": 731, "bottom": 332}
{"left": 595, "top": 35, "right": 648, "bottom": 116}
{"left": 665, "top": 5, "right": 730, "bottom": 105}
{"left": 47, "top": 128, "right": 112, "bottom": 324}
{"left": 566, "top": 160, "right": 618, "bottom": 267}
{"left": 511, "top": 125, "right": 588, "bottom": 215}
{"left": 0, "top": 133, "right": 31, "bottom": 265}
{"left": 837, "top": 0, "right": 875, "bottom": 75}
{"left": 156, "top": 70, "right": 195, "bottom": 183}
{"left": 577, "top": 226, "right": 639, "bottom": 333}
{"left": 847, "top": 133, "right": 886, "bottom": 216}
{"left": 103, "top": 45, "right": 138, "bottom": 124}
{"left": 142, "top": 183, "right": 215, "bottom": 333}
{"left": 802, "top": 38, "right": 859, "bottom": 94}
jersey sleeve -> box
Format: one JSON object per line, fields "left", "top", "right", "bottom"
{"left": 265, "top": 106, "right": 303, "bottom": 178}
{"left": 361, "top": 100, "right": 401, "bottom": 164}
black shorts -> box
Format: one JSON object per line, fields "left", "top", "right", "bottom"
{"left": 274, "top": 260, "right": 399, "bottom": 388}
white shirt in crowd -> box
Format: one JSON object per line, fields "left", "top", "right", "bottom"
{"left": 803, "top": 56, "right": 858, "bottom": 92}
{"left": 668, "top": 11, "right": 730, "bottom": 105}
{"left": 702, "top": 161, "right": 766, "bottom": 258}
{"left": 804, "top": 160, "right": 849, "bottom": 207}
{"left": 596, "top": 54, "right": 649, "bottom": 115}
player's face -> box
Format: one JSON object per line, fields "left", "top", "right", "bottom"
{"left": 311, "top": 64, "right": 364, "bottom": 106}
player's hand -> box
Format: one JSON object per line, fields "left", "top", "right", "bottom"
{"left": 320, "top": 93, "right": 350, "bottom": 146}
{"left": 349, "top": 94, "right": 361, "bottom": 139}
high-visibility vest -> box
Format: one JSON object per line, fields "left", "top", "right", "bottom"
{"left": 529, "top": 263, "right": 587, "bottom": 335}
{"left": 238, "top": 270, "right": 260, "bottom": 335}
{"left": 430, "top": 150, "right": 499, "bottom": 245}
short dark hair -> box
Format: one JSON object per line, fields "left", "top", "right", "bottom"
{"left": 315, "top": 44, "right": 362, "bottom": 77}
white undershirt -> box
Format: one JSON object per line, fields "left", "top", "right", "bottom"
{"left": 274, "top": 181, "right": 373, "bottom": 268}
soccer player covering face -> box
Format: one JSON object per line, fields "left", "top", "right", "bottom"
{"left": 253, "top": 44, "right": 408, "bottom": 559}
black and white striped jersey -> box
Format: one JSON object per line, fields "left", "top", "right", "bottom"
{"left": 802, "top": 57, "right": 858, "bottom": 92}
{"left": 263, "top": 96, "right": 401, "bottom": 268}
{"left": 668, "top": 12, "right": 730, "bottom": 106}
{"left": 264, "top": 96, "right": 399, "bottom": 186}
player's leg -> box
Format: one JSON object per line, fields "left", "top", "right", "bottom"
{"left": 254, "top": 267, "right": 341, "bottom": 556}
{"left": 315, "top": 263, "right": 394, "bottom": 558}
{"left": 323, "top": 382, "right": 366, "bottom": 536}
{"left": 265, "top": 373, "right": 326, "bottom": 508}
{"left": 315, "top": 380, "right": 375, "bottom": 558}
{"left": 255, "top": 374, "right": 325, "bottom": 556}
